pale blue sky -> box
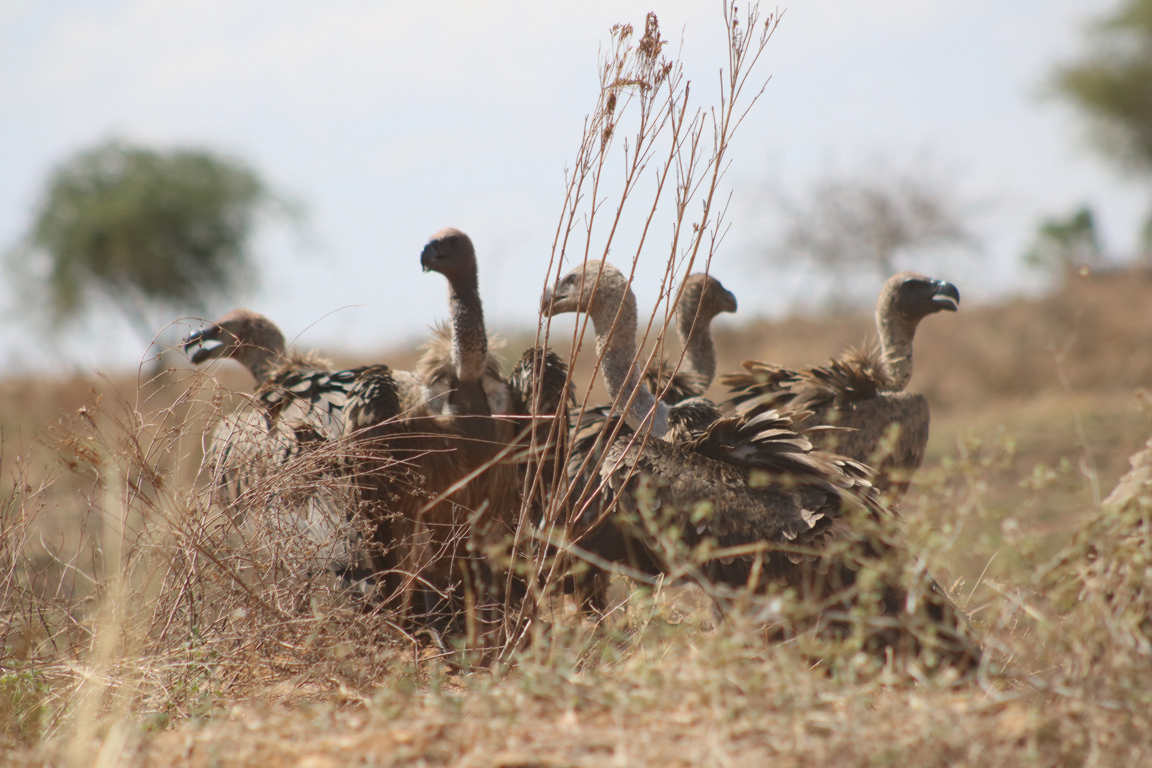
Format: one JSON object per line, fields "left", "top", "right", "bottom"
{"left": 1, "top": 0, "right": 1143, "bottom": 375}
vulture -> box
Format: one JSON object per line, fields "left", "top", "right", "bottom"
{"left": 557, "top": 271, "right": 736, "bottom": 608}
{"left": 722, "top": 271, "right": 960, "bottom": 498}
{"left": 508, "top": 345, "right": 576, "bottom": 513}
{"left": 1101, "top": 435, "right": 1152, "bottom": 512}
{"left": 344, "top": 228, "right": 528, "bottom": 639}
{"left": 643, "top": 272, "right": 738, "bottom": 404}
{"left": 411, "top": 322, "right": 511, "bottom": 417}
{"left": 184, "top": 309, "right": 400, "bottom": 596}
{"left": 543, "top": 261, "right": 979, "bottom": 666}
{"left": 1043, "top": 433, "right": 1152, "bottom": 642}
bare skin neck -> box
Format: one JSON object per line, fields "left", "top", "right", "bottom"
{"left": 447, "top": 271, "right": 489, "bottom": 385}
{"left": 237, "top": 343, "right": 283, "bottom": 384}
{"left": 676, "top": 310, "right": 716, "bottom": 389}
{"left": 590, "top": 284, "right": 670, "bottom": 438}
{"left": 444, "top": 269, "right": 497, "bottom": 452}
{"left": 875, "top": 308, "right": 917, "bottom": 392}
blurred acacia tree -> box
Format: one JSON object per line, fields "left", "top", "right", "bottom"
{"left": 1053, "top": 0, "right": 1152, "bottom": 261}
{"left": 10, "top": 138, "right": 299, "bottom": 345}
{"left": 1054, "top": 0, "right": 1152, "bottom": 175}
{"left": 1025, "top": 206, "right": 1104, "bottom": 276}
{"left": 772, "top": 161, "right": 979, "bottom": 290}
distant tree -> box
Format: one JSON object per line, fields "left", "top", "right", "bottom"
{"left": 9, "top": 138, "right": 298, "bottom": 344}
{"left": 1025, "top": 206, "right": 1104, "bottom": 276}
{"left": 1053, "top": 0, "right": 1152, "bottom": 176}
{"left": 1053, "top": 0, "right": 1152, "bottom": 264}
{"left": 772, "top": 161, "right": 979, "bottom": 288}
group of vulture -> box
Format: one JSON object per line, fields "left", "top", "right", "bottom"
{"left": 183, "top": 227, "right": 980, "bottom": 668}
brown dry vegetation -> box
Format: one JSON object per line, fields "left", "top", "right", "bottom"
{"left": 6, "top": 4, "right": 1152, "bottom": 763}
{"left": 2, "top": 267, "right": 1152, "bottom": 766}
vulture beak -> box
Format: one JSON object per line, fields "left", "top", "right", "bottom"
{"left": 540, "top": 283, "right": 579, "bottom": 316}
{"left": 420, "top": 241, "right": 440, "bottom": 273}
{"left": 183, "top": 324, "right": 222, "bottom": 364}
{"left": 931, "top": 280, "right": 961, "bottom": 312}
{"left": 540, "top": 286, "right": 556, "bottom": 316}
{"left": 721, "top": 288, "right": 738, "bottom": 314}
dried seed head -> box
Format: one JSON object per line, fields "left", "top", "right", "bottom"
{"left": 638, "top": 13, "right": 665, "bottom": 62}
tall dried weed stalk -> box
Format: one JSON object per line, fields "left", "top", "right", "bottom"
{"left": 506, "top": 4, "right": 781, "bottom": 658}
{"left": 4, "top": 3, "right": 1152, "bottom": 764}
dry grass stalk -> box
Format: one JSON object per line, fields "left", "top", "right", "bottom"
{"left": 4, "top": 3, "right": 1152, "bottom": 765}
{"left": 512, "top": 4, "right": 781, "bottom": 653}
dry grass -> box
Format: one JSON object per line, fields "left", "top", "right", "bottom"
{"left": 4, "top": 264, "right": 1152, "bottom": 768}
{"left": 5, "top": 4, "right": 1152, "bottom": 765}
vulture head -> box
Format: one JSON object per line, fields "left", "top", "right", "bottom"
{"left": 542, "top": 261, "right": 667, "bottom": 436}
{"left": 182, "top": 308, "right": 286, "bottom": 369}
{"left": 420, "top": 228, "right": 478, "bottom": 285}
{"left": 677, "top": 272, "right": 737, "bottom": 329}
{"left": 540, "top": 260, "right": 629, "bottom": 317}
{"left": 883, "top": 272, "right": 961, "bottom": 321}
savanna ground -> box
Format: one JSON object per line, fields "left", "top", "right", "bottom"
{"left": 7, "top": 4, "right": 1152, "bottom": 763}
{"left": 3, "top": 266, "right": 1152, "bottom": 767}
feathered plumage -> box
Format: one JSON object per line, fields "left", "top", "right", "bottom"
{"left": 543, "top": 262, "right": 979, "bottom": 666}
{"left": 346, "top": 229, "right": 522, "bottom": 640}
{"left": 723, "top": 271, "right": 960, "bottom": 497}
{"left": 410, "top": 321, "right": 510, "bottom": 417}
{"left": 184, "top": 309, "right": 401, "bottom": 595}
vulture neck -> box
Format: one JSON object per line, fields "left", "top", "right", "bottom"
{"left": 445, "top": 269, "right": 495, "bottom": 426}
{"left": 447, "top": 271, "right": 489, "bottom": 385}
{"left": 590, "top": 284, "right": 670, "bottom": 438}
{"left": 676, "top": 308, "right": 716, "bottom": 390}
{"left": 237, "top": 341, "right": 284, "bottom": 385}
{"left": 876, "top": 308, "right": 917, "bottom": 392}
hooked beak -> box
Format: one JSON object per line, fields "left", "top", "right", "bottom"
{"left": 183, "top": 325, "right": 221, "bottom": 364}
{"left": 722, "top": 288, "right": 738, "bottom": 314}
{"left": 931, "top": 280, "right": 960, "bottom": 312}
{"left": 420, "top": 241, "right": 439, "bottom": 273}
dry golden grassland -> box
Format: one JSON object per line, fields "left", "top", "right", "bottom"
{"left": 6, "top": 4, "right": 1152, "bottom": 763}
{"left": 2, "top": 268, "right": 1152, "bottom": 767}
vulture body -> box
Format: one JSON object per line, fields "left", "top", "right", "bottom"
{"left": 572, "top": 271, "right": 739, "bottom": 487}
{"left": 544, "top": 261, "right": 979, "bottom": 666}
{"left": 184, "top": 310, "right": 400, "bottom": 595}
{"left": 508, "top": 345, "right": 576, "bottom": 515}
{"left": 346, "top": 229, "right": 524, "bottom": 639}
{"left": 410, "top": 321, "right": 511, "bottom": 417}
{"left": 559, "top": 272, "right": 736, "bottom": 607}
{"left": 722, "top": 271, "right": 960, "bottom": 498}
{"left": 1044, "top": 432, "right": 1152, "bottom": 643}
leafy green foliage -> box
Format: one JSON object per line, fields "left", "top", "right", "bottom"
{"left": 12, "top": 138, "right": 296, "bottom": 338}
{"left": 1024, "top": 205, "right": 1103, "bottom": 275}
{"left": 1054, "top": 0, "right": 1152, "bottom": 174}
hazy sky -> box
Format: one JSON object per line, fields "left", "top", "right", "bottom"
{"left": 1, "top": 0, "right": 1143, "bottom": 375}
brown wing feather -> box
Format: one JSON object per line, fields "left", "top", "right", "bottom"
{"left": 203, "top": 360, "right": 403, "bottom": 594}
{"left": 508, "top": 346, "right": 574, "bottom": 510}
{"left": 348, "top": 407, "right": 520, "bottom": 627}
{"left": 346, "top": 356, "right": 521, "bottom": 633}
{"left": 584, "top": 412, "right": 976, "bottom": 665}
{"left": 643, "top": 359, "right": 707, "bottom": 406}
{"left": 723, "top": 344, "right": 928, "bottom": 496}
